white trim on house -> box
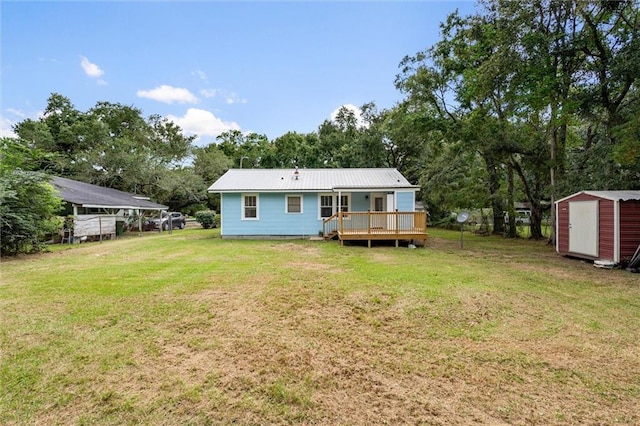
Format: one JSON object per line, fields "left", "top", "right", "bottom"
{"left": 318, "top": 193, "right": 334, "bottom": 220}
{"left": 242, "top": 193, "right": 259, "bottom": 220}
{"left": 286, "top": 194, "right": 303, "bottom": 214}
{"left": 370, "top": 193, "right": 386, "bottom": 211}
{"left": 556, "top": 190, "right": 640, "bottom": 204}
{"left": 317, "top": 193, "right": 351, "bottom": 220}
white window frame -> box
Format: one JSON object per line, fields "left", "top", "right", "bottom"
{"left": 286, "top": 194, "right": 303, "bottom": 214}
{"left": 319, "top": 193, "right": 334, "bottom": 219}
{"left": 318, "top": 193, "right": 351, "bottom": 219}
{"left": 338, "top": 194, "right": 350, "bottom": 213}
{"left": 242, "top": 193, "right": 259, "bottom": 220}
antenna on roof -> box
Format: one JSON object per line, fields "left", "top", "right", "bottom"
{"left": 294, "top": 166, "right": 299, "bottom": 180}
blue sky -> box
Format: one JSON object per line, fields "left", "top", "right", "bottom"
{"left": 1, "top": 1, "right": 477, "bottom": 146}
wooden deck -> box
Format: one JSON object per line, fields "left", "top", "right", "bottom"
{"left": 323, "top": 211, "right": 427, "bottom": 247}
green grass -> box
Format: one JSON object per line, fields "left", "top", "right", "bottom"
{"left": 1, "top": 228, "right": 639, "bottom": 425}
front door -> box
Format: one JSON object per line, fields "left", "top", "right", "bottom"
{"left": 371, "top": 194, "right": 386, "bottom": 229}
{"left": 569, "top": 200, "right": 598, "bottom": 257}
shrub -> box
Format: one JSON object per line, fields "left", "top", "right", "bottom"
{"left": 194, "top": 210, "right": 217, "bottom": 229}
{"left": 0, "top": 170, "right": 63, "bottom": 255}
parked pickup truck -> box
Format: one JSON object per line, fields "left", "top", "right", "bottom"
{"left": 144, "top": 212, "right": 186, "bottom": 231}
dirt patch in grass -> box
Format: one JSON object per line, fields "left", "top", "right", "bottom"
{"left": 270, "top": 242, "right": 323, "bottom": 256}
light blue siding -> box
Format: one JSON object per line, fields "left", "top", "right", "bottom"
{"left": 351, "top": 193, "right": 369, "bottom": 211}
{"left": 221, "top": 192, "right": 322, "bottom": 236}
{"left": 221, "top": 190, "right": 417, "bottom": 237}
{"left": 396, "top": 191, "right": 415, "bottom": 211}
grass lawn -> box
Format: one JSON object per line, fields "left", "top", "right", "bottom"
{"left": 1, "top": 228, "right": 639, "bottom": 425}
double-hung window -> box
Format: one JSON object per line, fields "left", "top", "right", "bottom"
{"left": 286, "top": 195, "right": 302, "bottom": 214}
{"left": 319, "top": 194, "right": 350, "bottom": 219}
{"left": 320, "top": 195, "right": 333, "bottom": 218}
{"left": 339, "top": 195, "right": 349, "bottom": 213}
{"left": 242, "top": 194, "right": 258, "bottom": 219}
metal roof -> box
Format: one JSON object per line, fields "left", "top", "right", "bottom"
{"left": 556, "top": 190, "right": 640, "bottom": 204}
{"left": 207, "top": 168, "right": 418, "bottom": 193}
{"left": 51, "top": 176, "right": 168, "bottom": 210}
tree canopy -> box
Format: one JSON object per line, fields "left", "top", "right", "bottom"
{"left": 5, "top": 0, "right": 639, "bottom": 254}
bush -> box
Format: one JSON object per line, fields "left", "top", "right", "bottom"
{"left": 0, "top": 170, "right": 63, "bottom": 255}
{"left": 194, "top": 210, "right": 217, "bottom": 229}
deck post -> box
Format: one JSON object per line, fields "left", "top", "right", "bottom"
{"left": 395, "top": 210, "right": 399, "bottom": 236}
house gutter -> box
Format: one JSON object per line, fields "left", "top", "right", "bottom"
{"left": 79, "top": 204, "right": 167, "bottom": 210}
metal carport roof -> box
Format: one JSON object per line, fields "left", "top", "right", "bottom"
{"left": 51, "top": 176, "right": 167, "bottom": 210}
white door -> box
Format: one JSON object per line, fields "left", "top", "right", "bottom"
{"left": 569, "top": 200, "right": 598, "bottom": 257}
{"left": 386, "top": 193, "right": 395, "bottom": 230}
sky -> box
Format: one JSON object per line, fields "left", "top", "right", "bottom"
{"left": 1, "top": 1, "right": 478, "bottom": 146}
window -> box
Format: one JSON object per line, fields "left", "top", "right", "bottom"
{"left": 319, "top": 194, "right": 350, "bottom": 219}
{"left": 339, "top": 195, "right": 349, "bottom": 213}
{"left": 320, "top": 195, "right": 333, "bottom": 218}
{"left": 286, "top": 195, "right": 302, "bottom": 214}
{"left": 243, "top": 194, "right": 258, "bottom": 219}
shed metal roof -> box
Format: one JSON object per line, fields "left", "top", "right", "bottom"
{"left": 556, "top": 190, "right": 640, "bottom": 204}
{"left": 208, "top": 168, "right": 418, "bottom": 193}
{"left": 51, "top": 176, "right": 168, "bottom": 210}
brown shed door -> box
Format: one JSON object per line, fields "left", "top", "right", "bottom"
{"left": 569, "top": 200, "right": 598, "bottom": 257}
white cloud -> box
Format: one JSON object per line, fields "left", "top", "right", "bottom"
{"left": 225, "top": 93, "right": 248, "bottom": 105}
{"left": 137, "top": 85, "right": 198, "bottom": 104}
{"left": 80, "top": 56, "right": 105, "bottom": 78}
{"left": 200, "top": 89, "right": 218, "bottom": 98}
{"left": 192, "top": 70, "right": 208, "bottom": 83}
{"left": 199, "top": 88, "right": 247, "bottom": 105}
{"left": 0, "top": 115, "right": 18, "bottom": 138}
{"left": 331, "top": 104, "right": 365, "bottom": 128}
{"left": 6, "top": 108, "right": 27, "bottom": 119}
{"left": 166, "top": 108, "right": 241, "bottom": 144}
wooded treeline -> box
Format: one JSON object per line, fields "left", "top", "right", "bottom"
{"left": 2, "top": 0, "right": 638, "bottom": 254}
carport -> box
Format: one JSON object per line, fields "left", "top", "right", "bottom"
{"left": 51, "top": 176, "right": 168, "bottom": 242}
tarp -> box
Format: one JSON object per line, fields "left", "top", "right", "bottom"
{"left": 627, "top": 244, "right": 640, "bottom": 273}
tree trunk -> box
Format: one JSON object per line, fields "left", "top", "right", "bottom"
{"left": 529, "top": 202, "right": 544, "bottom": 240}
{"left": 506, "top": 162, "right": 517, "bottom": 238}
{"left": 485, "top": 159, "right": 504, "bottom": 235}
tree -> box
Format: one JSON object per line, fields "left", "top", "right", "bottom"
{"left": 152, "top": 168, "right": 208, "bottom": 213}
{"left": 396, "top": 0, "right": 640, "bottom": 237}
{"left": 272, "top": 131, "right": 323, "bottom": 168}
{"left": 192, "top": 143, "right": 233, "bottom": 211}
{"left": 216, "top": 130, "right": 271, "bottom": 168}
{"left": 13, "top": 94, "right": 196, "bottom": 205}
{"left": 0, "top": 138, "right": 63, "bottom": 255}
{"left": 396, "top": 13, "right": 512, "bottom": 234}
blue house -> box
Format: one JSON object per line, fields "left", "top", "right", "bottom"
{"left": 208, "top": 168, "right": 427, "bottom": 246}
